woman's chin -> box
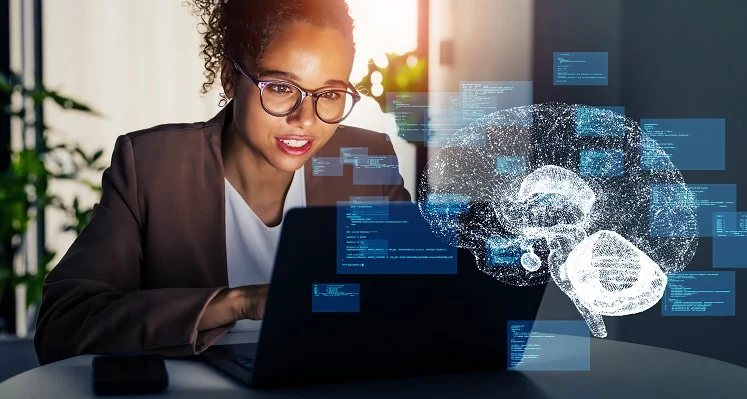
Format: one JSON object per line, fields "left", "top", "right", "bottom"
{"left": 271, "top": 157, "right": 308, "bottom": 173}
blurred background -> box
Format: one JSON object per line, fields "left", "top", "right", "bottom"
{"left": 2, "top": 0, "right": 747, "bottom": 384}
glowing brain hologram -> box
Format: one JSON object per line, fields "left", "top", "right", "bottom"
{"left": 418, "top": 102, "right": 698, "bottom": 338}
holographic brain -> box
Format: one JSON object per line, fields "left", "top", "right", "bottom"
{"left": 418, "top": 102, "right": 698, "bottom": 337}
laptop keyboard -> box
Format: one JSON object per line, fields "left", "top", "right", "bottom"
{"left": 232, "top": 356, "right": 256, "bottom": 371}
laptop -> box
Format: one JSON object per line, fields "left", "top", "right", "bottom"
{"left": 200, "top": 202, "right": 547, "bottom": 389}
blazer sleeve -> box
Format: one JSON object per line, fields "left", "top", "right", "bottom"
{"left": 381, "top": 137, "right": 413, "bottom": 202}
{"left": 34, "top": 135, "right": 234, "bottom": 365}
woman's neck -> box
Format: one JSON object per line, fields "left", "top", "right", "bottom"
{"left": 221, "top": 122, "right": 295, "bottom": 206}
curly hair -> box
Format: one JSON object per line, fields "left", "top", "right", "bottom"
{"left": 185, "top": 0, "right": 356, "bottom": 101}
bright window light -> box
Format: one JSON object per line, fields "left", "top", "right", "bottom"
{"left": 346, "top": 0, "right": 419, "bottom": 82}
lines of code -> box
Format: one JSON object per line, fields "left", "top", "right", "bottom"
{"left": 352, "top": 155, "right": 402, "bottom": 185}
{"left": 713, "top": 212, "right": 747, "bottom": 268}
{"left": 496, "top": 156, "right": 527, "bottom": 175}
{"left": 426, "top": 92, "right": 472, "bottom": 147}
{"left": 312, "top": 157, "right": 343, "bottom": 176}
{"left": 340, "top": 147, "right": 368, "bottom": 165}
{"left": 337, "top": 199, "right": 457, "bottom": 274}
{"left": 460, "top": 81, "right": 533, "bottom": 126}
{"left": 486, "top": 238, "right": 523, "bottom": 267}
{"left": 386, "top": 91, "right": 482, "bottom": 148}
{"left": 579, "top": 149, "right": 625, "bottom": 177}
{"left": 575, "top": 106, "right": 625, "bottom": 136}
{"left": 641, "top": 119, "right": 726, "bottom": 171}
{"left": 649, "top": 184, "right": 736, "bottom": 237}
{"left": 553, "top": 52, "right": 609, "bottom": 86}
{"left": 507, "top": 320, "right": 590, "bottom": 371}
{"left": 386, "top": 92, "right": 429, "bottom": 143}
{"left": 311, "top": 283, "right": 360, "bottom": 312}
{"left": 662, "top": 272, "right": 735, "bottom": 316}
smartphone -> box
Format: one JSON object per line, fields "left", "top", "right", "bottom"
{"left": 91, "top": 354, "right": 169, "bottom": 395}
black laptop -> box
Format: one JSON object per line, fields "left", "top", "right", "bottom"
{"left": 200, "top": 201, "right": 547, "bottom": 389}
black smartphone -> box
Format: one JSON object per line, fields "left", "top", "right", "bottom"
{"left": 91, "top": 354, "right": 169, "bottom": 395}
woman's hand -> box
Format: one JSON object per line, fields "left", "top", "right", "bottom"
{"left": 197, "top": 284, "right": 269, "bottom": 331}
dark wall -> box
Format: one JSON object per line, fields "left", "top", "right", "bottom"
{"left": 533, "top": 0, "right": 747, "bottom": 367}
{"left": 617, "top": 0, "right": 747, "bottom": 368}
{"left": 532, "top": 0, "right": 623, "bottom": 106}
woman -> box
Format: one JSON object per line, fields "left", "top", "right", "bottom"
{"left": 34, "top": 0, "right": 410, "bottom": 365}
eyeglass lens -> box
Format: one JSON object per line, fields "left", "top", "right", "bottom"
{"left": 261, "top": 82, "right": 355, "bottom": 123}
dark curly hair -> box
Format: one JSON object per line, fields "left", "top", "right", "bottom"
{"left": 186, "top": 0, "right": 356, "bottom": 103}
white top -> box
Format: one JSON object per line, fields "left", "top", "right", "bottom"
{"left": 224, "top": 166, "right": 307, "bottom": 332}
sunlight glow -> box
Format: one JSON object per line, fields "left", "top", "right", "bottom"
{"left": 346, "top": 0, "right": 419, "bottom": 83}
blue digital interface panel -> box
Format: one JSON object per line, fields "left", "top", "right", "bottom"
{"left": 662, "top": 272, "right": 735, "bottom": 316}
{"left": 553, "top": 52, "right": 609, "bottom": 86}
{"left": 460, "top": 81, "right": 533, "bottom": 126}
{"left": 575, "top": 106, "right": 625, "bottom": 136}
{"left": 340, "top": 147, "right": 368, "bottom": 165}
{"left": 312, "top": 157, "right": 343, "bottom": 176}
{"left": 713, "top": 212, "right": 747, "bottom": 268}
{"left": 426, "top": 92, "right": 473, "bottom": 147}
{"left": 421, "top": 193, "right": 471, "bottom": 214}
{"left": 486, "top": 238, "right": 523, "bottom": 267}
{"left": 386, "top": 92, "right": 490, "bottom": 147}
{"left": 420, "top": 193, "right": 471, "bottom": 244}
{"left": 386, "top": 92, "right": 429, "bottom": 142}
{"left": 579, "top": 149, "right": 625, "bottom": 177}
{"left": 508, "top": 320, "right": 590, "bottom": 371}
{"left": 312, "top": 283, "right": 360, "bottom": 313}
{"left": 641, "top": 119, "right": 726, "bottom": 171}
{"left": 337, "top": 199, "right": 457, "bottom": 274}
{"left": 352, "top": 155, "right": 402, "bottom": 185}
{"left": 649, "top": 184, "right": 736, "bottom": 237}
{"left": 496, "top": 156, "right": 527, "bottom": 175}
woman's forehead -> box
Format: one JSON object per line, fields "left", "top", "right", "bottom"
{"left": 257, "top": 21, "right": 354, "bottom": 85}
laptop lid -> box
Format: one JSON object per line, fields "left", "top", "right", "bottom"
{"left": 248, "top": 201, "right": 546, "bottom": 389}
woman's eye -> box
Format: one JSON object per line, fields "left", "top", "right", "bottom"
{"left": 320, "top": 91, "right": 340, "bottom": 101}
{"left": 268, "top": 83, "right": 293, "bottom": 94}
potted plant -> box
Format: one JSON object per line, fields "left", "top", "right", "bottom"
{"left": 0, "top": 71, "right": 105, "bottom": 336}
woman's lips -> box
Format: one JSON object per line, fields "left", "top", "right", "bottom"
{"left": 276, "top": 138, "right": 313, "bottom": 156}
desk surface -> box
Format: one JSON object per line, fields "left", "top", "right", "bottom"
{"left": 2, "top": 333, "right": 746, "bottom": 399}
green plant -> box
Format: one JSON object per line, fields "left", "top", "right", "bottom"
{"left": 356, "top": 50, "right": 428, "bottom": 114}
{"left": 0, "top": 71, "right": 106, "bottom": 317}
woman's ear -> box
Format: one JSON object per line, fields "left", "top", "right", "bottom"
{"left": 220, "top": 57, "right": 235, "bottom": 99}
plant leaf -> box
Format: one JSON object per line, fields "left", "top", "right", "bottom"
{"left": 47, "top": 91, "right": 99, "bottom": 115}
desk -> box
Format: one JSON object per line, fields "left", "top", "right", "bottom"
{"left": 2, "top": 334, "right": 746, "bottom": 398}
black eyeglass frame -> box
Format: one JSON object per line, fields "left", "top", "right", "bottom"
{"left": 228, "top": 56, "right": 362, "bottom": 124}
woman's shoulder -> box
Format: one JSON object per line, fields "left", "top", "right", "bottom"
{"left": 118, "top": 116, "right": 219, "bottom": 156}
{"left": 107, "top": 119, "right": 221, "bottom": 187}
{"left": 125, "top": 119, "right": 216, "bottom": 147}
{"left": 120, "top": 109, "right": 226, "bottom": 162}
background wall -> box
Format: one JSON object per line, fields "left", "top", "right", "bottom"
{"left": 616, "top": 0, "right": 747, "bottom": 367}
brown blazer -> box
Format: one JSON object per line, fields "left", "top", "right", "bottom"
{"left": 34, "top": 103, "right": 411, "bottom": 365}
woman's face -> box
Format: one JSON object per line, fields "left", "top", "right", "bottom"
{"left": 226, "top": 20, "right": 355, "bottom": 173}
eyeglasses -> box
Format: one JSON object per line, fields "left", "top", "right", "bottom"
{"left": 228, "top": 57, "right": 361, "bottom": 124}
